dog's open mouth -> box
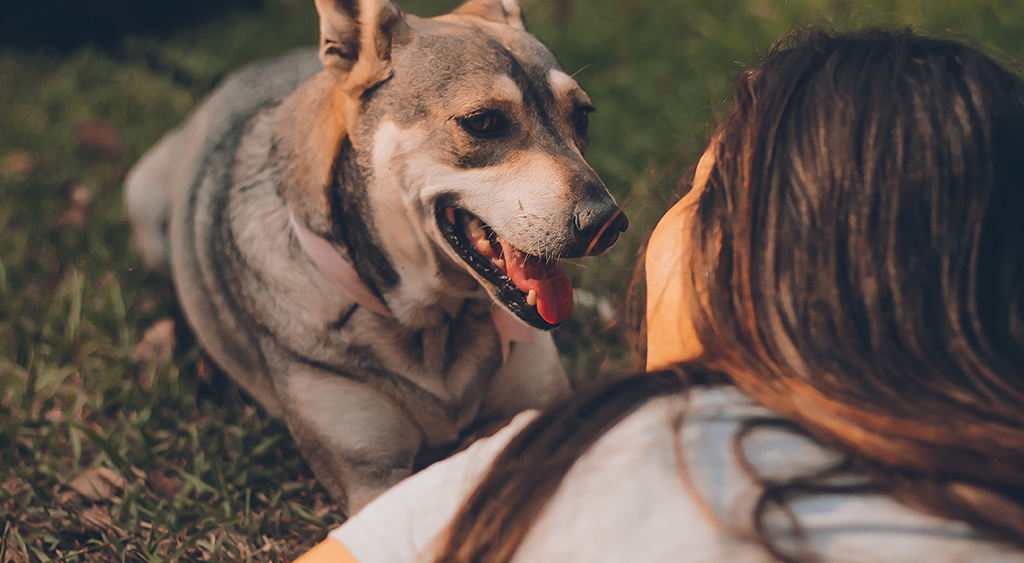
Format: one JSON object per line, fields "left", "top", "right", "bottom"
{"left": 437, "top": 206, "right": 573, "bottom": 329}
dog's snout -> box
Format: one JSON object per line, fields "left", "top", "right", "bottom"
{"left": 575, "top": 202, "right": 629, "bottom": 256}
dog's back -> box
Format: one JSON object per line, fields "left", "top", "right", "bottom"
{"left": 126, "top": 49, "right": 323, "bottom": 275}
{"left": 126, "top": 50, "right": 327, "bottom": 417}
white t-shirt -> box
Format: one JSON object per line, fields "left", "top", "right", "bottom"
{"left": 330, "top": 386, "right": 1023, "bottom": 562}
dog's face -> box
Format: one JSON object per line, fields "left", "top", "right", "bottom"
{"left": 318, "top": 0, "right": 627, "bottom": 329}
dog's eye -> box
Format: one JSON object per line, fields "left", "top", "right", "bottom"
{"left": 460, "top": 111, "right": 510, "bottom": 138}
{"left": 573, "top": 105, "right": 594, "bottom": 138}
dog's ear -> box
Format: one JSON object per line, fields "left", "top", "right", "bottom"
{"left": 449, "top": 0, "right": 526, "bottom": 30}
{"left": 314, "top": 0, "right": 407, "bottom": 96}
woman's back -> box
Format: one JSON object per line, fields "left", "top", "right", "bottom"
{"left": 514, "top": 388, "right": 1022, "bottom": 562}
{"left": 333, "top": 385, "right": 1023, "bottom": 562}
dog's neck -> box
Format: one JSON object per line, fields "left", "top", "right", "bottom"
{"left": 272, "top": 70, "right": 349, "bottom": 236}
{"left": 271, "top": 71, "right": 402, "bottom": 300}
{"left": 288, "top": 208, "right": 393, "bottom": 318}
{"left": 289, "top": 206, "right": 533, "bottom": 361}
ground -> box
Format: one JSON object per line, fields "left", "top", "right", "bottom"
{"left": 1, "top": 0, "right": 1022, "bottom": 560}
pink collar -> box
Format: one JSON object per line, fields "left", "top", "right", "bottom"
{"left": 289, "top": 209, "right": 533, "bottom": 361}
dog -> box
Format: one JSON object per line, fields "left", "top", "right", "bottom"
{"left": 124, "top": 0, "right": 628, "bottom": 514}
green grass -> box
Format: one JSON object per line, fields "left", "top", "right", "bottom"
{"left": 2, "top": 0, "right": 1023, "bottom": 560}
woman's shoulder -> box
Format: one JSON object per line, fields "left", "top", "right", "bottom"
{"left": 512, "top": 386, "right": 1024, "bottom": 563}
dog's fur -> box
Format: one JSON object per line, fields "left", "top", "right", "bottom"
{"left": 125, "top": 0, "right": 626, "bottom": 514}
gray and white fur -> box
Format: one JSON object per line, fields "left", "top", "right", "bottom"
{"left": 124, "top": 0, "right": 627, "bottom": 514}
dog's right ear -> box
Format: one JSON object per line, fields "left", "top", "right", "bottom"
{"left": 449, "top": 0, "right": 526, "bottom": 30}
{"left": 314, "top": 0, "right": 406, "bottom": 97}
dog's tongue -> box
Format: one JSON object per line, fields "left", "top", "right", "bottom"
{"left": 500, "top": 239, "right": 574, "bottom": 325}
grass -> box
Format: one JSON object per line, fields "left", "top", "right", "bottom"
{"left": 1, "top": 0, "right": 1023, "bottom": 560}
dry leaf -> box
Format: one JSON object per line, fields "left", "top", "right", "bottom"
{"left": 67, "top": 467, "right": 126, "bottom": 503}
{"left": 132, "top": 318, "right": 176, "bottom": 363}
{"left": 196, "top": 352, "right": 218, "bottom": 384}
{"left": 2, "top": 477, "right": 26, "bottom": 497}
{"left": 78, "top": 505, "right": 113, "bottom": 530}
{"left": 54, "top": 180, "right": 93, "bottom": 228}
{"left": 3, "top": 539, "right": 28, "bottom": 563}
{"left": 234, "top": 539, "right": 253, "bottom": 560}
{"left": 1, "top": 151, "right": 36, "bottom": 180}
{"left": 135, "top": 297, "right": 158, "bottom": 315}
{"left": 147, "top": 468, "right": 182, "bottom": 501}
{"left": 155, "top": 538, "right": 173, "bottom": 557}
{"left": 74, "top": 121, "right": 123, "bottom": 159}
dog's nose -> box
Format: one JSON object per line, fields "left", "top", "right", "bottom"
{"left": 575, "top": 201, "right": 629, "bottom": 256}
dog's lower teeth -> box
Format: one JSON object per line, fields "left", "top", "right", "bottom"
{"left": 526, "top": 289, "right": 538, "bottom": 307}
{"left": 477, "top": 238, "right": 493, "bottom": 254}
{"left": 493, "top": 258, "right": 505, "bottom": 270}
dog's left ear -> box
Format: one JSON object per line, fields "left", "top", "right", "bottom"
{"left": 450, "top": 0, "right": 526, "bottom": 30}
{"left": 314, "top": 0, "right": 407, "bottom": 96}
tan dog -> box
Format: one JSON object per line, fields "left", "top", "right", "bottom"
{"left": 124, "top": 0, "right": 627, "bottom": 514}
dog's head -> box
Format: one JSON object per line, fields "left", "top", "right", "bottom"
{"left": 306, "top": 0, "right": 627, "bottom": 329}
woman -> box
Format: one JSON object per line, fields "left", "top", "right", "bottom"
{"left": 298, "top": 29, "right": 1024, "bottom": 563}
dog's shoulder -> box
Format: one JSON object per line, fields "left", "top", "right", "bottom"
{"left": 190, "top": 49, "right": 324, "bottom": 149}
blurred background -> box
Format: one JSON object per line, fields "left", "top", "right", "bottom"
{"left": 1, "top": 0, "right": 1023, "bottom": 560}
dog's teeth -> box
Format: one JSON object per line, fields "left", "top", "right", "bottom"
{"left": 526, "top": 289, "right": 538, "bottom": 307}
{"left": 477, "top": 238, "right": 492, "bottom": 254}
{"left": 468, "top": 218, "right": 486, "bottom": 239}
{"left": 492, "top": 258, "right": 505, "bottom": 270}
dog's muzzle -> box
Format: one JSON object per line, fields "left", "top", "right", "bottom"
{"left": 573, "top": 201, "right": 629, "bottom": 257}
{"left": 435, "top": 201, "right": 627, "bottom": 330}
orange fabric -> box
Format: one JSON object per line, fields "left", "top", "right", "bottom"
{"left": 293, "top": 537, "right": 360, "bottom": 563}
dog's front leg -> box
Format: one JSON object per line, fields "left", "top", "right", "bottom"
{"left": 478, "top": 331, "right": 571, "bottom": 421}
{"left": 272, "top": 361, "right": 423, "bottom": 515}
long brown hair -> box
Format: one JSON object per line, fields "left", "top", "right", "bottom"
{"left": 434, "top": 29, "right": 1024, "bottom": 562}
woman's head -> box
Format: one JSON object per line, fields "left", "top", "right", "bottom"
{"left": 654, "top": 28, "right": 1024, "bottom": 540}
{"left": 437, "top": 30, "right": 1024, "bottom": 563}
